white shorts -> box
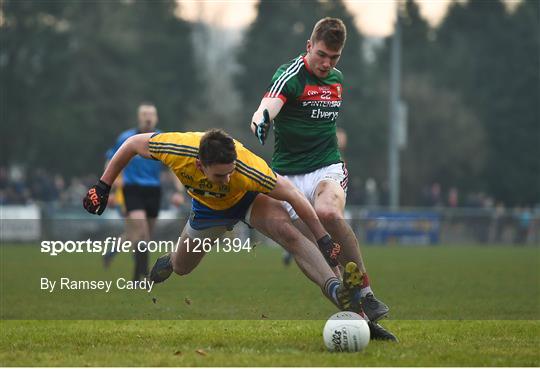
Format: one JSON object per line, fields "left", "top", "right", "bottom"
{"left": 282, "top": 162, "right": 348, "bottom": 220}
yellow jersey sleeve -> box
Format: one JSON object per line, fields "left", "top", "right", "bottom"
{"left": 234, "top": 144, "right": 277, "bottom": 194}
{"left": 147, "top": 132, "right": 200, "bottom": 171}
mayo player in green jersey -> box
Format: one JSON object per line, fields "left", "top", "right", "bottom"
{"left": 250, "top": 17, "right": 397, "bottom": 341}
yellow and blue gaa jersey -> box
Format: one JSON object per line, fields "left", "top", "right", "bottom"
{"left": 148, "top": 132, "right": 277, "bottom": 210}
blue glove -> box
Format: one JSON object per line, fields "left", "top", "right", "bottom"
{"left": 252, "top": 109, "right": 273, "bottom": 145}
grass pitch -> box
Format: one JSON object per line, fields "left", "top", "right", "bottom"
{"left": 2, "top": 320, "right": 539, "bottom": 366}
{"left": 1, "top": 244, "right": 539, "bottom": 366}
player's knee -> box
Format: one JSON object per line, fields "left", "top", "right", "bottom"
{"left": 316, "top": 206, "right": 343, "bottom": 223}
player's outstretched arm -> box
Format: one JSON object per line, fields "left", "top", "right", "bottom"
{"left": 83, "top": 133, "right": 154, "bottom": 215}
{"left": 267, "top": 175, "right": 341, "bottom": 267}
{"left": 101, "top": 133, "right": 154, "bottom": 185}
{"left": 250, "top": 97, "right": 284, "bottom": 144}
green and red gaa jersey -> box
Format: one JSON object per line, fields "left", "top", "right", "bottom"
{"left": 265, "top": 54, "right": 343, "bottom": 175}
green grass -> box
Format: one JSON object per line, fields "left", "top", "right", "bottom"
{"left": 1, "top": 320, "right": 539, "bottom": 366}
{"left": 1, "top": 244, "right": 539, "bottom": 366}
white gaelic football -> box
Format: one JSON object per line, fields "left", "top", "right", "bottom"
{"left": 323, "top": 311, "right": 370, "bottom": 352}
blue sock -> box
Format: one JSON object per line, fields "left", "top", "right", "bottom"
{"left": 323, "top": 277, "right": 341, "bottom": 307}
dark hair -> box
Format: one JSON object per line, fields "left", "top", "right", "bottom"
{"left": 199, "top": 129, "right": 237, "bottom": 166}
{"left": 137, "top": 102, "right": 156, "bottom": 113}
{"left": 310, "top": 17, "right": 347, "bottom": 51}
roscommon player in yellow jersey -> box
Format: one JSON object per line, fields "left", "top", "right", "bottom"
{"left": 83, "top": 129, "right": 365, "bottom": 313}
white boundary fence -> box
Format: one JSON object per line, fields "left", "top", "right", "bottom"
{"left": 1, "top": 204, "right": 539, "bottom": 245}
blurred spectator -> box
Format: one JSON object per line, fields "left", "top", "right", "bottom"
{"left": 490, "top": 202, "right": 506, "bottom": 243}
{"left": 365, "top": 178, "right": 379, "bottom": 208}
{"left": 29, "top": 168, "right": 61, "bottom": 202}
{"left": 447, "top": 187, "right": 459, "bottom": 208}
{"left": 0, "top": 167, "right": 8, "bottom": 204}
{"left": 514, "top": 206, "right": 532, "bottom": 245}
{"left": 63, "top": 177, "right": 88, "bottom": 206}
{"left": 1, "top": 166, "right": 31, "bottom": 204}
{"left": 336, "top": 127, "right": 348, "bottom": 153}
{"left": 380, "top": 180, "right": 390, "bottom": 206}
{"left": 465, "top": 192, "right": 491, "bottom": 208}
{"left": 54, "top": 174, "right": 66, "bottom": 198}
{"left": 346, "top": 176, "right": 363, "bottom": 206}
{"left": 423, "top": 182, "right": 443, "bottom": 207}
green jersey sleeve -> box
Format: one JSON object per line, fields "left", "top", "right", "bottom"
{"left": 264, "top": 56, "right": 304, "bottom": 102}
